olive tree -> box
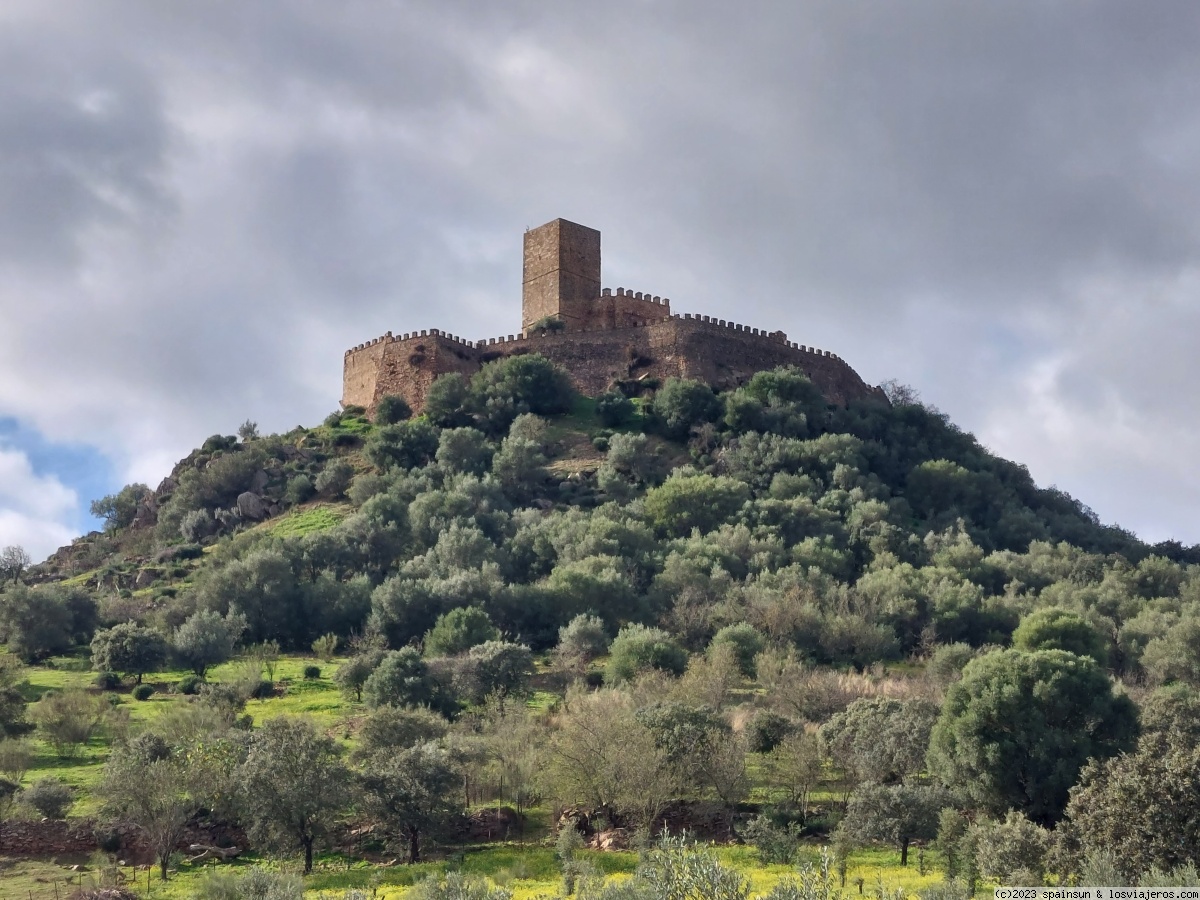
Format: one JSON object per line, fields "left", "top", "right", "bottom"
{"left": 358, "top": 742, "right": 462, "bottom": 863}
{"left": 99, "top": 746, "right": 194, "bottom": 881}
{"left": 235, "top": 717, "right": 350, "bottom": 874}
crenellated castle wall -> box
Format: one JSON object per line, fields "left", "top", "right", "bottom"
{"left": 342, "top": 307, "right": 884, "bottom": 414}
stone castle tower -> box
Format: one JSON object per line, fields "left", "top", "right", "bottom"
{"left": 342, "top": 218, "right": 883, "bottom": 415}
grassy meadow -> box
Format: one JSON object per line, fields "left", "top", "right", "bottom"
{"left": 1, "top": 650, "right": 947, "bottom": 900}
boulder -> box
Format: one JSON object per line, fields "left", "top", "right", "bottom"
{"left": 236, "top": 492, "right": 268, "bottom": 520}
{"left": 250, "top": 469, "right": 270, "bottom": 494}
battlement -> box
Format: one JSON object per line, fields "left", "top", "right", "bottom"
{"left": 343, "top": 219, "right": 883, "bottom": 414}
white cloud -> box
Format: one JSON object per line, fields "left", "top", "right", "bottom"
{"left": 1, "top": 0, "right": 1200, "bottom": 551}
{"left": 0, "top": 447, "right": 79, "bottom": 559}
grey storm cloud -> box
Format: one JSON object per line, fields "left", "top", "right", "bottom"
{"left": 2, "top": 0, "right": 1199, "bottom": 555}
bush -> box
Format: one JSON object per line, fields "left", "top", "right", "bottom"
{"left": 651, "top": 377, "right": 721, "bottom": 439}
{"left": 285, "top": 474, "right": 315, "bottom": 505}
{"left": 709, "top": 623, "right": 765, "bottom": 677}
{"left": 21, "top": 775, "right": 74, "bottom": 819}
{"left": 424, "top": 607, "right": 499, "bottom": 657}
{"left": 132, "top": 684, "right": 154, "bottom": 701}
{"left": 303, "top": 665, "right": 321, "bottom": 680}
{"left": 744, "top": 814, "right": 802, "bottom": 864}
{"left": 747, "top": 710, "right": 796, "bottom": 753}
{"left": 605, "top": 624, "right": 688, "bottom": 683}
{"left": 94, "top": 671, "right": 121, "bottom": 691}
{"left": 596, "top": 391, "right": 636, "bottom": 427}
{"left": 250, "top": 680, "right": 275, "bottom": 699}
{"left": 375, "top": 394, "right": 413, "bottom": 425}
{"left": 312, "top": 632, "right": 339, "bottom": 661}
{"left": 175, "top": 674, "right": 203, "bottom": 695}
{"left": 315, "top": 462, "right": 355, "bottom": 499}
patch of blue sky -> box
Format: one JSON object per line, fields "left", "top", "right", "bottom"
{"left": 0, "top": 416, "right": 117, "bottom": 533}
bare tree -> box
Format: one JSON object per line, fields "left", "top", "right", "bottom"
{"left": 0, "top": 546, "right": 30, "bottom": 585}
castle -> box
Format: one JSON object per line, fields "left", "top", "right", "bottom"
{"left": 342, "top": 218, "right": 884, "bottom": 414}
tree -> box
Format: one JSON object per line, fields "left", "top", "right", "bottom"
{"left": 376, "top": 394, "right": 414, "bottom": 425}
{"left": 651, "top": 378, "right": 721, "bottom": 440}
{"left": 20, "top": 776, "right": 73, "bottom": 819}
{"left": 968, "top": 811, "right": 1050, "bottom": 886}
{"left": 359, "top": 742, "right": 463, "bottom": 863}
{"left": 819, "top": 698, "right": 939, "bottom": 787}
{"left": 927, "top": 649, "right": 1138, "bottom": 825}
{"left": 1012, "top": 607, "right": 1109, "bottom": 667}
{"left": 424, "top": 607, "right": 499, "bottom": 657}
{"left": 491, "top": 415, "right": 548, "bottom": 498}
{"left": 424, "top": 373, "right": 474, "bottom": 428}
{"left": 0, "top": 584, "right": 81, "bottom": 660}
{"left": 605, "top": 624, "right": 688, "bottom": 683}
{"left": 334, "top": 649, "right": 384, "bottom": 702}
{"left": 366, "top": 420, "right": 440, "bottom": 471}
{"left": 643, "top": 472, "right": 750, "bottom": 538}
{"left": 546, "top": 685, "right": 680, "bottom": 829}
{"left": 709, "top": 623, "right": 765, "bottom": 678}
{"left": 172, "top": 609, "right": 245, "bottom": 676}
{"left": 469, "top": 353, "right": 574, "bottom": 432}
{"left": 99, "top": 746, "right": 194, "bottom": 881}
{"left": 554, "top": 614, "right": 609, "bottom": 673}
{"left": 0, "top": 546, "right": 31, "bottom": 584}
{"left": 354, "top": 705, "right": 449, "bottom": 762}
{"left": 636, "top": 702, "right": 749, "bottom": 807}
{"left": 236, "top": 717, "right": 351, "bottom": 874}
{"left": 89, "top": 484, "right": 150, "bottom": 532}
{"left": 0, "top": 653, "right": 30, "bottom": 738}
{"left": 454, "top": 641, "right": 534, "bottom": 704}
{"left": 31, "top": 689, "right": 111, "bottom": 759}
{"left": 1062, "top": 737, "right": 1200, "bottom": 880}
{"left": 90, "top": 623, "right": 168, "bottom": 684}
{"left": 363, "top": 648, "right": 451, "bottom": 712}
{"left": 436, "top": 427, "right": 493, "bottom": 476}
{"left": 837, "top": 783, "right": 950, "bottom": 865}
{"left": 237, "top": 419, "right": 260, "bottom": 441}
{"left": 1141, "top": 615, "right": 1200, "bottom": 685}
{"left": 765, "top": 731, "right": 824, "bottom": 822}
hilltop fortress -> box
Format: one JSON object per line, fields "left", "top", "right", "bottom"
{"left": 343, "top": 219, "right": 884, "bottom": 414}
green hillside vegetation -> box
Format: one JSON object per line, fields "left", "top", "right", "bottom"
{"left": 2, "top": 353, "right": 1200, "bottom": 899}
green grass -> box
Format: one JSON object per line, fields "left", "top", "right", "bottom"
{"left": 10, "top": 654, "right": 946, "bottom": 900}
{"left": 264, "top": 503, "right": 352, "bottom": 538}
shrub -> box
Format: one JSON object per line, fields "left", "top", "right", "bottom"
{"left": 175, "top": 674, "right": 203, "bottom": 695}
{"left": 311, "top": 632, "right": 339, "bottom": 661}
{"left": 355, "top": 705, "right": 449, "bottom": 760}
{"left": 606, "top": 624, "right": 688, "bottom": 683}
{"left": 744, "top": 814, "right": 802, "bottom": 864}
{"left": 94, "top": 671, "right": 121, "bottom": 691}
{"left": 132, "top": 684, "right": 154, "bottom": 701}
{"left": 424, "top": 607, "right": 499, "bottom": 657}
{"left": 366, "top": 420, "right": 440, "bottom": 471}
{"left": 21, "top": 775, "right": 74, "bottom": 819}
{"left": 650, "top": 377, "right": 721, "bottom": 439}
{"left": 303, "top": 665, "right": 321, "bottom": 680}
{"left": 315, "top": 462, "right": 355, "bottom": 499}
{"left": 250, "top": 680, "right": 275, "bottom": 699}
{"left": 285, "top": 474, "right": 316, "bottom": 505}
{"left": 375, "top": 394, "right": 413, "bottom": 425}
{"left": 747, "top": 710, "right": 796, "bottom": 754}
{"left": 31, "top": 689, "right": 111, "bottom": 759}
{"left": 596, "top": 391, "right": 636, "bottom": 427}
{"left": 709, "top": 623, "right": 766, "bottom": 677}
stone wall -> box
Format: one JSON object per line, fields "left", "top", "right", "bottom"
{"left": 0, "top": 818, "right": 245, "bottom": 862}
{"left": 342, "top": 311, "right": 884, "bottom": 415}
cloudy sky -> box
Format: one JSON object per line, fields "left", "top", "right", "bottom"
{"left": 2, "top": 1, "right": 1198, "bottom": 560}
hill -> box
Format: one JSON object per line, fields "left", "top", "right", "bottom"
{"left": 2, "top": 354, "right": 1200, "bottom": 895}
